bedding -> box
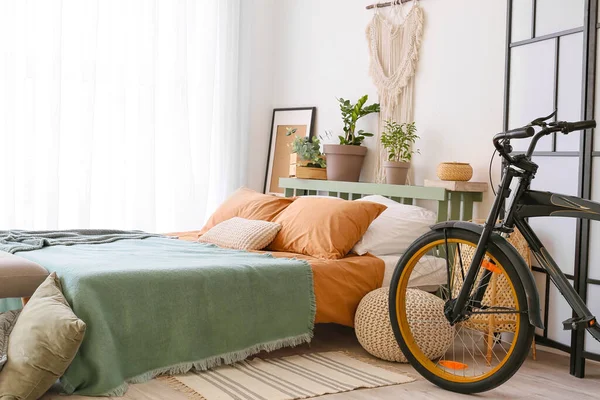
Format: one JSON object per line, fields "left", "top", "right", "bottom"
{"left": 379, "top": 254, "right": 447, "bottom": 291}
{"left": 267, "top": 251, "right": 385, "bottom": 327}
{"left": 0, "top": 229, "right": 161, "bottom": 253}
{"left": 352, "top": 195, "right": 437, "bottom": 256}
{"left": 175, "top": 230, "right": 386, "bottom": 327}
{"left": 199, "top": 187, "right": 294, "bottom": 235}
{"left": 268, "top": 196, "right": 387, "bottom": 259}
{"left": 11, "top": 236, "right": 315, "bottom": 396}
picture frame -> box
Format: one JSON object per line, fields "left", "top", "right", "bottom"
{"left": 264, "top": 107, "right": 316, "bottom": 194}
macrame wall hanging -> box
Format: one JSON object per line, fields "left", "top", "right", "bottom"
{"left": 366, "top": 0, "right": 424, "bottom": 183}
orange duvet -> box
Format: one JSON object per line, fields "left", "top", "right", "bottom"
{"left": 171, "top": 231, "right": 385, "bottom": 327}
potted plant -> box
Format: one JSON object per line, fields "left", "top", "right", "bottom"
{"left": 323, "top": 95, "right": 380, "bottom": 182}
{"left": 286, "top": 128, "right": 327, "bottom": 180}
{"left": 380, "top": 120, "right": 419, "bottom": 185}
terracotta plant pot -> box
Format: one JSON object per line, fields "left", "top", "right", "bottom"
{"left": 323, "top": 144, "right": 368, "bottom": 182}
{"left": 383, "top": 160, "right": 410, "bottom": 185}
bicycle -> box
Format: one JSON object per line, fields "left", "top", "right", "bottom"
{"left": 389, "top": 112, "right": 600, "bottom": 393}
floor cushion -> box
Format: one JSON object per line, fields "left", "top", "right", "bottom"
{"left": 0, "top": 252, "right": 48, "bottom": 299}
{"left": 354, "top": 287, "right": 453, "bottom": 362}
{"left": 0, "top": 272, "right": 86, "bottom": 400}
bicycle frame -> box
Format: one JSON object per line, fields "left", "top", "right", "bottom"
{"left": 514, "top": 192, "right": 599, "bottom": 333}
{"left": 450, "top": 162, "right": 600, "bottom": 340}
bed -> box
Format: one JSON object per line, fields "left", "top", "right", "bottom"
{"left": 175, "top": 229, "right": 385, "bottom": 327}
{"left": 173, "top": 178, "right": 482, "bottom": 327}
{"left": 0, "top": 179, "right": 481, "bottom": 396}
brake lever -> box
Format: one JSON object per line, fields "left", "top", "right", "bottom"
{"left": 502, "top": 139, "right": 513, "bottom": 154}
{"left": 547, "top": 121, "right": 569, "bottom": 134}
{"left": 530, "top": 110, "right": 557, "bottom": 127}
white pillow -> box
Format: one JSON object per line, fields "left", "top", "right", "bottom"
{"left": 352, "top": 195, "right": 436, "bottom": 256}
{"left": 378, "top": 254, "right": 447, "bottom": 291}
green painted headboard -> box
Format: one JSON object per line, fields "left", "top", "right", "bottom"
{"left": 278, "top": 178, "right": 483, "bottom": 222}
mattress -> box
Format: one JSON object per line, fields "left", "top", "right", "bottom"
{"left": 379, "top": 254, "right": 447, "bottom": 292}
{"left": 172, "top": 230, "right": 385, "bottom": 327}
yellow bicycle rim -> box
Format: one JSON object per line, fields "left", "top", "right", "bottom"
{"left": 395, "top": 238, "right": 522, "bottom": 383}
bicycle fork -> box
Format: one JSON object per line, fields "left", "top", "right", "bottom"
{"left": 516, "top": 220, "right": 600, "bottom": 342}
{"left": 444, "top": 167, "right": 513, "bottom": 325}
{"left": 443, "top": 231, "right": 495, "bottom": 325}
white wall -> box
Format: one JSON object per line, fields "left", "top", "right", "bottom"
{"left": 244, "top": 0, "right": 507, "bottom": 217}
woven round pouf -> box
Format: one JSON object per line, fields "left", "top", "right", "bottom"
{"left": 354, "top": 287, "right": 454, "bottom": 362}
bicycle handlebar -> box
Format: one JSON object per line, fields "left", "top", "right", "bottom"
{"left": 492, "top": 126, "right": 534, "bottom": 151}
{"left": 503, "top": 126, "right": 536, "bottom": 139}
{"left": 494, "top": 119, "right": 596, "bottom": 162}
{"left": 557, "top": 120, "right": 596, "bottom": 133}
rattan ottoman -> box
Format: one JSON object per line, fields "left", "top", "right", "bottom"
{"left": 354, "top": 287, "right": 454, "bottom": 362}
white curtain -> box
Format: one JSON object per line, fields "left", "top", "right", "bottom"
{"left": 0, "top": 0, "right": 248, "bottom": 232}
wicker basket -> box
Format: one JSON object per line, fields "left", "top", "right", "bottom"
{"left": 452, "top": 225, "right": 535, "bottom": 363}
{"left": 436, "top": 162, "right": 473, "bottom": 181}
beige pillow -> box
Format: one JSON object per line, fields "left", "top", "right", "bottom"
{"left": 198, "top": 217, "right": 282, "bottom": 250}
{"left": 0, "top": 272, "right": 86, "bottom": 400}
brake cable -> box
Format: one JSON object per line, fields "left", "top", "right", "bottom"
{"left": 489, "top": 148, "right": 498, "bottom": 196}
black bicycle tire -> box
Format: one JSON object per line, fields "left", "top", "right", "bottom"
{"left": 389, "top": 228, "right": 535, "bottom": 394}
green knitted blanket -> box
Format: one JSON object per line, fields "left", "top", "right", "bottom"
{"left": 17, "top": 237, "right": 315, "bottom": 396}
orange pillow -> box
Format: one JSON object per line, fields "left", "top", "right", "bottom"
{"left": 199, "top": 188, "right": 294, "bottom": 235}
{"left": 268, "top": 197, "right": 387, "bottom": 259}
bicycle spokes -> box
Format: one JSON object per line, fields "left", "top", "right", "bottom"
{"left": 395, "top": 238, "right": 524, "bottom": 381}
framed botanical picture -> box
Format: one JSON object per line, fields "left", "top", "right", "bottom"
{"left": 264, "top": 107, "right": 316, "bottom": 194}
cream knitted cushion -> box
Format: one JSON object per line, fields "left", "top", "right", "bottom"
{"left": 0, "top": 310, "right": 20, "bottom": 371}
{"left": 355, "top": 287, "right": 454, "bottom": 363}
{"left": 198, "top": 217, "right": 282, "bottom": 250}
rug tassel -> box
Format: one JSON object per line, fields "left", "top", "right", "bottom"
{"left": 158, "top": 376, "right": 207, "bottom": 400}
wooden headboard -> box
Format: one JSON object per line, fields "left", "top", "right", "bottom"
{"left": 278, "top": 178, "right": 483, "bottom": 222}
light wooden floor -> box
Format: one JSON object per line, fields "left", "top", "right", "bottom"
{"left": 43, "top": 324, "right": 600, "bottom": 400}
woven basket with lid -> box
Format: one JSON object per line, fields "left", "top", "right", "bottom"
{"left": 436, "top": 162, "right": 473, "bottom": 181}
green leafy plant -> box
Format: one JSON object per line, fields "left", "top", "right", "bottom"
{"left": 380, "top": 120, "right": 420, "bottom": 162}
{"left": 336, "top": 95, "right": 380, "bottom": 145}
{"left": 286, "top": 128, "right": 326, "bottom": 168}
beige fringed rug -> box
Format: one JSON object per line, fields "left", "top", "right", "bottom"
{"left": 161, "top": 352, "right": 414, "bottom": 400}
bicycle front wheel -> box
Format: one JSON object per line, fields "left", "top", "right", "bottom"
{"left": 389, "top": 228, "right": 534, "bottom": 394}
